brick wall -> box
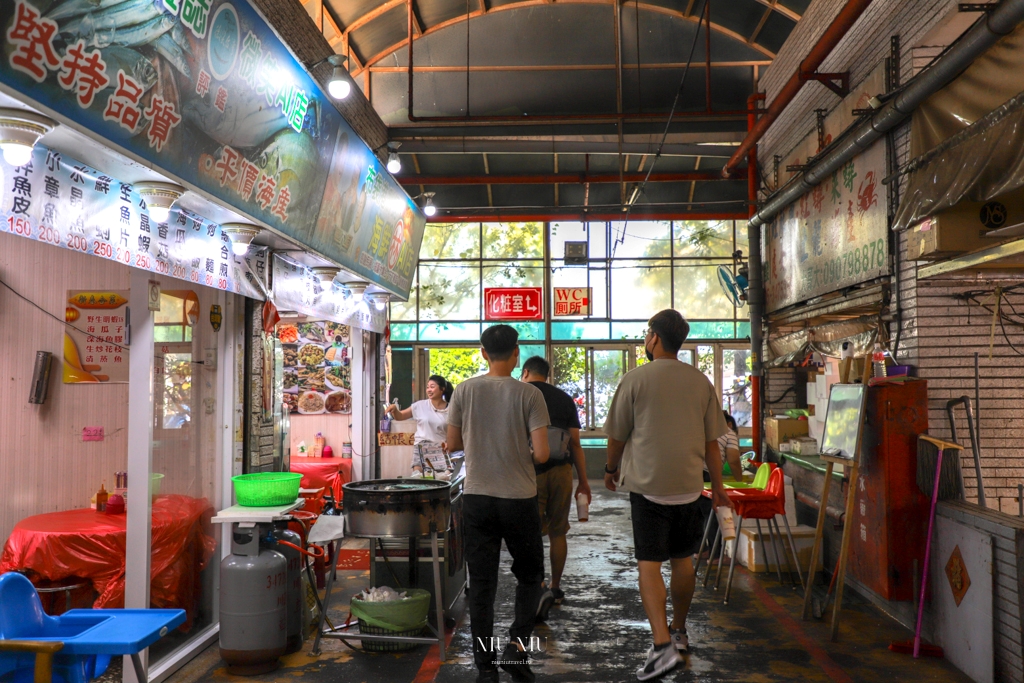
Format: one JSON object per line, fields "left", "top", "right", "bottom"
{"left": 916, "top": 280, "right": 1024, "bottom": 511}
{"left": 765, "top": 366, "right": 799, "bottom": 412}
{"left": 249, "top": 0, "right": 389, "bottom": 156}
{"left": 759, "top": 0, "right": 959, "bottom": 165}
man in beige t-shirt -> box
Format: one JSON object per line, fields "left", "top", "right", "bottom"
{"left": 603, "top": 309, "right": 731, "bottom": 681}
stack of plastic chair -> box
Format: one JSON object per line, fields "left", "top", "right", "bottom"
{"left": 720, "top": 468, "right": 804, "bottom": 604}
{"left": 0, "top": 573, "right": 111, "bottom": 683}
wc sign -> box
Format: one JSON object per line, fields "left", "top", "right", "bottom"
{"left": 554, "top": 287, "right": 592, "bottom": 316}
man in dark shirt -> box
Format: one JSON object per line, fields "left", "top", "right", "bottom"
{"left": 520, "top": 356, "right": 591, "bottom": 618}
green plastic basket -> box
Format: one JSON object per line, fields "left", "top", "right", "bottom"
{"left": 232, "top": 472, "right": 302, "bottom": 507}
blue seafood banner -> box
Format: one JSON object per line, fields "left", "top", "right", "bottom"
{"left": 0, "top": 0, "right": 424, "bottom": 297}
{"left": 0, "top": 144, "right": 268, "bottom": 297}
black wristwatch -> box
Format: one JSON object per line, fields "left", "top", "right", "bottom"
{"left": 604, "top": 463, "right": 619, "bottom": 474}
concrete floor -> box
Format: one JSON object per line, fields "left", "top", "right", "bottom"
{"left": 169, "top": 482, "right": 973, "bottom": 683}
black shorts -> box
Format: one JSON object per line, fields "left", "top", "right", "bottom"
{"left": 630, "top": 492, "right": 706, "bottom": 562}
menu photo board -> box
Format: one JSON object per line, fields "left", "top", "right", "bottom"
{"left": 64, "top": 289, "right": 129, "bottom": 383}
{"left": 278, "top": 320, "right": 351, "bottom": 415}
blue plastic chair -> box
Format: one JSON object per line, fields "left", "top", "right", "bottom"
{"left": 0, "top": 572, "right": 108, "bottom": 683}
{"left": 0, "top": 573, "right": 185, "bottom": 683}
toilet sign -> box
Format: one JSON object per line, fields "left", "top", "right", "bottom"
{"left": 484, "top": 287, "right": 543, "bottom": 321}
{"left": 553, "top": 287, "right": 592, "bottom": 316}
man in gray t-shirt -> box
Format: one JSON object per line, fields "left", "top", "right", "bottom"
{"left": 448, "top": 325, "right": 550, "bottom": 683}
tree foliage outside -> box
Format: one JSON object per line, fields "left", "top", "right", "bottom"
{"left": 428, "top": 348, "right": 486, "bottom": 385}
{"left": 552, "top": 346, "right": 586, "bottom": 426}
{"left": 416, "top": 222, "right": 545, "bottom": 322}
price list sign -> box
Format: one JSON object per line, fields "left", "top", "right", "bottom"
{"left": 0, "top": 146, "right": 266, "bottom": 298}
{"left": 64, "top": 290, "right": 129, "bottom": 384}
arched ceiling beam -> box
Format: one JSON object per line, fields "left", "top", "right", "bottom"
{"left": 349, "top": 0, "right": 777, "bottom": 78}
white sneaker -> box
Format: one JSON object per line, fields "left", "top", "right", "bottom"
{"left": 636, "top": 643, "right": 682, "bottom": 680}
{"left": 670, "top": 627, "right": 689, "bottom": 653}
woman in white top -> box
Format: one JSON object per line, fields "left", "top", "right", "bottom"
{"left": 385, "top": 375, "right": 453, "bottom": 475}
{"left": 717, "top": 412, "right": 744, "bottom": 483}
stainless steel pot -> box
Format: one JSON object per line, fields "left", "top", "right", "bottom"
{"left": 342, "top": 479, "right": 451, "bottom": 538}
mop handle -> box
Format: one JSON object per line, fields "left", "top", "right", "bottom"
{"left": 914, "top": 447, "right": 944, "bottom": 658}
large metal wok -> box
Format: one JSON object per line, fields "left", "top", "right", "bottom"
{"left": 342, "top": 479, "right": 451, "bottom": 538}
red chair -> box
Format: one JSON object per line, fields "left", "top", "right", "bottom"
{"left": 697, "top": 468, "right": 804, "bottom": 604}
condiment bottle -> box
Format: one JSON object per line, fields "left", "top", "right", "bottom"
{"left": 95, "top": 482, "right": 109, "bottom": 512}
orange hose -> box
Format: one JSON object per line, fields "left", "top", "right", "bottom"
{"left": 277, "top": 539, "right": 325, "bottom": 559}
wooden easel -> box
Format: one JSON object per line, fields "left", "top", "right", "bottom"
{"left": 800, "top": 359, "right": 868, "bottom": 641}
{"left": 801, "top": 453, "right": 860, "bottom": 641}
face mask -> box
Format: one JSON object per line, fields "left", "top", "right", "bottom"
{"left": 645, "top": 337, "right": 655, "bottom": 362}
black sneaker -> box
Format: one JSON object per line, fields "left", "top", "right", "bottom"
{"left": 552, "top": 587, "right": 565, "bottom": 604}
{"left": 536, "top": 588, "right": 555, "bottom": 622}
{"left": 475, "top": 666, "right": 499, "bottom": 683}
{"left": 499, "top": 643, "right": 536, "bottom": 683}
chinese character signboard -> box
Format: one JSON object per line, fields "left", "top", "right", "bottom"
{"left": 0, "top": 145, "right": 267, "bottom": 298}
{"left": 484, "top": 288, "right": 543, "bottom": 321}
{"left": 271, "top": 254, "right": 387, "bottom": 333}
{"left": 553, "top": 287, "right": 592, "bottom": 316}
{"left": 0, "top": 0, "right": 425, "bottom": 298}
{"left": 763, "top": 139, "right": 888, "bottom": 313}
{"left": 64, "top": 290, "right": 129, "bottom": 383}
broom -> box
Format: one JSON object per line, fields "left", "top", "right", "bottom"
{"left": 890, "top": 435, "right": 964, "bottom": 659}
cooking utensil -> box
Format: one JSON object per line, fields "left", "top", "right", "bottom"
{"left": 343, "top": 479, "right": 451, "bottom": 538}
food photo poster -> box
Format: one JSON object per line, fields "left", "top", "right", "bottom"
{"left": 278, "top": 320, "right": 351, "bottom": 414}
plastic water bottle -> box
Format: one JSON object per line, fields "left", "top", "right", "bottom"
{"left": 716, "top": 506, "right": 736, "bottom": 541}
{"left": 872, "top": 342, "right": 887, "bottom": 378}
{"left": 576, "top": 493, "right": 590, "bottom": 522}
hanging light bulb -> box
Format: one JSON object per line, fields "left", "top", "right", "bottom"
{"left": 0, "top": 108, "right": 56, "bottom": 168}
{"left": 328, "top": 65, "right": 351, "bottom": 99}
{"left": 344, "top": 282, "right": 367, "bottom": 302}
{"left": 422, "top": 192, "right": 437, "bottom": 217}
{"left": 136, "top": 182, "right": 185, "bottom": 224}
{"left": 366, "top": 292, "right": 389, "bottom": 311}
{"left": 311, "top": 266, "right": 340, "bottom": 284}
{"left": 386, "top": 152, "right": 401, "bottom": 174}
{"left": 222, "top": 223, "right": 261, "bottom": 256}
{"left": 385, "top": 141, "right": 402, "bottom": 174}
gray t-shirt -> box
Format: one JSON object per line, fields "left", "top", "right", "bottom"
{"left": 448, "top": 375, "right": 550, "bottom": 499}
{"left": 604, "top": 358, "right": 728, "bottom": 497}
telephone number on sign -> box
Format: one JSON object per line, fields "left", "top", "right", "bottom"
{"left": 802, "top": 238, "right": 886, "bottom": 289}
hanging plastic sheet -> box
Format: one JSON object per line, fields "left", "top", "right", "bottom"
{"left": 766, "top": 316, "right": 879, "bottom": 367}
{"left": 893, "top": 24, "right": 1024, "bottom": 231}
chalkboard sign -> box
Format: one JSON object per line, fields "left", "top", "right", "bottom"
{"left": 820, "top": 384, "right": 868, "bottom": 463}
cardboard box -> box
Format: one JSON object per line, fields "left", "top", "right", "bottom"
{"left": 790, "top": 436, "right": 819, "bottom": 456}
{"left": 765, "top": 417, "right": 809, "bottom": 450}
{"left": 725, "top": 524, "right": 822, "bottom": 574}
{"left": 907, "top": 188, "right": 1024, "bottom": 260}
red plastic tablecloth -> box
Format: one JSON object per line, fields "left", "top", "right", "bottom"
{"left": 0, "top": 495, "right": 215, "bottom": 630}
{"left": 290, "top": 457, "right": 352, "bottom": 501}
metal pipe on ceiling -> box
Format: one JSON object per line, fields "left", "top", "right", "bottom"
{"left": 396, "top": 170, "right": 745, "bottom": 185}
{"left": 432, "top": 211, "right": 748, "bottom": 222}
{"left": 748, "top": 0, "right": 1024, "bottom": 229}
{"left": 389, "top": 139, "right": 741, "bottom": 157}
{"left": 722, "top": 0, "right": 876, "bottom": 177}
